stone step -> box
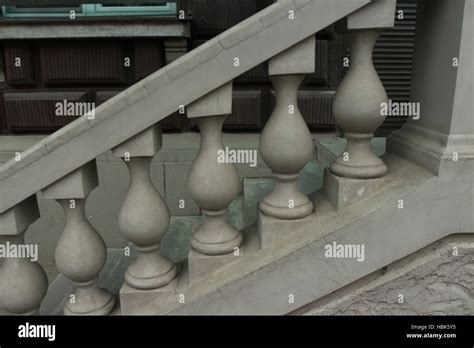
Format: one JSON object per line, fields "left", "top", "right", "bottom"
{"left": 117, "top": 153, "right": 471, "bottom": 314}
{"left": 41, "top": 153, "right": 473, "bottom": 315}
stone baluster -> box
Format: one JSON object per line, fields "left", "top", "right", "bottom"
{"left": 187, "top": 82, "right": 243, "bottom": 255}
{"left": 112, "top": 125, "right": 177, "bottom": 289}
{"left": 42, "top": 161, "right": 115, "bottom": 315}
{"left": 0, "top": 196, "right": 48, "bottom": 315}
{"left": 259, "top": 36, "right": 315, "bottom": 219}
{"left": 330, "top": 0, "right": 396, "bottom": 179}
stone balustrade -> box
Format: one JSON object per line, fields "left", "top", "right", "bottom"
{"left": 0, "top": 0, "right": 409, "bottom": 315}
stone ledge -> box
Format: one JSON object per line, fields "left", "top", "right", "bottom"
{"left": 0, "top": 21, "right": 190, "bottom": 40}
{"left": 387, "top": 123, "right": 474, "bottom": 175}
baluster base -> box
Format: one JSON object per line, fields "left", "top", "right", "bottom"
{"left": 64, "top": 279, "right": 115, "bottom": 315}
{"left": 120, "top": 276, "right": 178, "bottom": 315}
{"left": 259, "top": 173, "right": 313, "bottom": 220}
{"left": 125, "top": 244, "right": 177, "bottom": 290}
{"left": 323, "top": 168, "right": 394, "bottom": 210}
{"left": 191, "top": 209, "right": 243, "bottom": 256}
{"left": 330, "top": 133, "right": 388, "bottom": 179}
{"left": 189, "top": 225, "right": 259, "bottom": 284}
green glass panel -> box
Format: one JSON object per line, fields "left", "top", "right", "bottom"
{"left": 1, "top": 2, "right": 176, "bottom": 17}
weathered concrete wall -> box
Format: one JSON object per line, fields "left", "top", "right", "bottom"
{"left": 297, "top": 234, "right": 474, "bottom": 315}
{"left": 408, "top": 0, "right": 466, "bottom": 135}
{"left": 387, "top": 0, "right": 474, "bottom": 175}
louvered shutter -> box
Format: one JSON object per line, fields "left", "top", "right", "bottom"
{"left": 375, "top": 0, "right": 418, "bottom": 135}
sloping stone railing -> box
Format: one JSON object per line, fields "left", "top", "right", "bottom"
{"left": 0, "top": 0, "right": 406, "bottom": 315}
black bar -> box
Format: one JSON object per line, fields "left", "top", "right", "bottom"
{"left": 0, "top": 0, "right": 173, "bottom": 5}
{"left": 0, "top": 315, "right": 473, "bottom": 346}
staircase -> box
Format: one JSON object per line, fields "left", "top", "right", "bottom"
{"left": 0, "top": 0, "right": 472, "bottom": 316}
